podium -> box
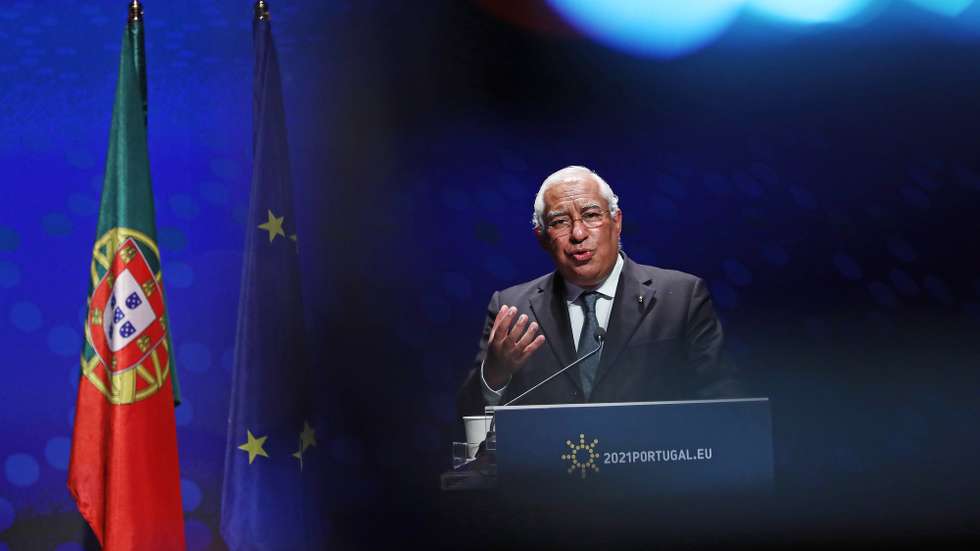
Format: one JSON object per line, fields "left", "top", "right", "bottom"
{"left": 439, "top": 398, "right": 774, "bottom": 547}
{"left": 444, "top": 398, "right": 772, "bottom": 500}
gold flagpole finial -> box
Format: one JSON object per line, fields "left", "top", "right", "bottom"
{"left": 128, "top": 0, "right": 143, "bottom": 23}
{"left": 255, "top": 0, "right": 270, "bottom": 21}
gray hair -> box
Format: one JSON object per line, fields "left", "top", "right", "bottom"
{"left": 531, "top": 166, "right": 620, "bottom": 229}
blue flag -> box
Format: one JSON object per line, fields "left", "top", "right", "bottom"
{"left": 220, "top": 10, "right": 318, "bottom": 550}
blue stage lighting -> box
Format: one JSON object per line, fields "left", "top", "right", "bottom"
{"left": 546, "top": 0, "right": 743, "bottom": 58}
{"left": 748, "top": 0, "right": 872, "bottom": 23}
{"left": 906, "top": 0, "right": 974, "bottom": 17}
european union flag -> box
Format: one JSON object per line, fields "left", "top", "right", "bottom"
{"left": 220, "top": 4, "right": 319, "bottom": 549}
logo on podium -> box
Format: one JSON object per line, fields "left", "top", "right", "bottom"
{"left": 561, "top": 433, "right": 600, "bottom": 479}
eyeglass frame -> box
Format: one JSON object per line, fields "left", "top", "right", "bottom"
{"left": 543, "top": 206, "right": 611, "bottom": 237}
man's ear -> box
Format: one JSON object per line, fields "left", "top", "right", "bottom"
{"left": 535, "top": 227, "right": 549, "bottom": 250}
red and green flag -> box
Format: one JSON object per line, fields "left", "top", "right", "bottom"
{"left": 68, "top": 4, "right": 185, "bottom": 550}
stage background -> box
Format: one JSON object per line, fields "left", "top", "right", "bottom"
{"left": 2, "top": 1, "right": 980, "bottom": 548}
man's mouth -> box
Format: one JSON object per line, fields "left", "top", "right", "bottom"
{"left": 569, "top": 250, "right": 593, "bottom": 262}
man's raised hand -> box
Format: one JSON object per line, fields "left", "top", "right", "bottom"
{"left": 484, "top": 305, "right": 546, "bottom": 389}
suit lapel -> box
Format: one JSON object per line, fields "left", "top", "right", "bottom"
{"left": 594, "top": 257, "right": 657, "bottom": 389}
{"left": 528, "top": 272, "right": 580, "bottom": 392}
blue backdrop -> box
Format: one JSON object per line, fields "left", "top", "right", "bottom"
{"left": 2, "top": 1, "right": 980, "bottom": 549}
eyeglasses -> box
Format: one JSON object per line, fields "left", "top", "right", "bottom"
{"left": 544, "top": 209, "right": 608, "bottom": 237}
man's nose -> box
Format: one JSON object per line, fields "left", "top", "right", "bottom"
{"left": 569, "top": 219, "right": 589, "bottom": 242}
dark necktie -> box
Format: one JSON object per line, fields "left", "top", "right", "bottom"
{"left": 577, "top": 291, "right": 602, "bottom": 400}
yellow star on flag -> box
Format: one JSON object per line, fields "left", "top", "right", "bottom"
{"left": 238, "top": 430, "right": 269, "bottom": 464}
{"left": 300, "top": 421, "right": 317, "bottom": 452}
{"left": 258, "top": 209, "right": 285, "bottom": 242}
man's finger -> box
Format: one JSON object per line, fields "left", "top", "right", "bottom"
{"left": 510, "top": 314, "right": 529, "bottom": 341}
{"left": 518, "top": 334, "right": 546, "bottom": 362}
{"left": 499, "top": 306, "right": 518, "bottom": 342}
{"left": 514, "top": 320, "right": 538, "bottom": 349}
{"left": 489, "top": 304, "right": 510, "bottom": 344}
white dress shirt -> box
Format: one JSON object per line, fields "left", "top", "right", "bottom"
{"left": 481, "top": 254, "right": 624, "bottom": 405}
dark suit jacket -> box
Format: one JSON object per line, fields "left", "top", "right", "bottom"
{"left": 457, "top": 255, "right": 740, "bottom": 417}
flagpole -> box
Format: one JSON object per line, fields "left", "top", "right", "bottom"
{"left": 255, "top": 0, "right": 270, "bottom": 21}
{"left": 129, "top": 0, "right": 143, "bottom": 22}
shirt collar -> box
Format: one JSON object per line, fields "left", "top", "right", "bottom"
{"left": 563, "top": 253, "right": 624, "bottom": 303}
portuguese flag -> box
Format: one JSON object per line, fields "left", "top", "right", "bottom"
{"left": 67, "top": 5, "right": 186, "bottom": 550}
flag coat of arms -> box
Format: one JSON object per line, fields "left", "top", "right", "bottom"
{"left": 68, "top": 5, "right": 186, "bottom": 550}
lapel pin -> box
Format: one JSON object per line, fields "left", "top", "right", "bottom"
{"left": 637, "top": 295, "right": 643, "bottom": 304}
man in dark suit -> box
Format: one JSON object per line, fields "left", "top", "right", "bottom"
{"left": 457, "top": 166, "right": 738, "bottom": 417}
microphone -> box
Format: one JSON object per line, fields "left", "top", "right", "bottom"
{"left": 480, "top": 328, "right": 606, "bottom": 457}
{"left": 503, "top": 327, "right": 605, "bottom": 407}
